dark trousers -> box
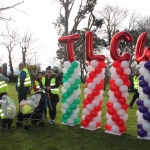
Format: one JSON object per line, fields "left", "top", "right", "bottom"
{"left": 2, "top": 118, "right": 13, "bottom": 128}
{"left": 18, "top": 92, "right": 28, "bottom": 103}
{"left": 129, "top": 89, "right": 139, "bottom": 106}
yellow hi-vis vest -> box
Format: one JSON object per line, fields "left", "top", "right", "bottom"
{"left": 35, "top": 80, "right": 40, "bottom": 89}
{"left": 0, "top": 81, "right": 8, "bottom": 93}
{"left": 133, "top": 75, "right": 140, "bottom": 89}
{"left": 42, "top": 77, "right": 59, "bottom": 95}
{"left": 0, "top": 106, "right": 5, "bottom": 119}
{"left": 17, "top": 68, "right": 31, "bottom": 87}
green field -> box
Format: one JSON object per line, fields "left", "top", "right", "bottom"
{"left": 0, "top": 83, "right": 149, "bottom": 150}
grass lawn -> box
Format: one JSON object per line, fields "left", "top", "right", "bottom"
{"left": 0, "top": 83, "right": 150, "bottom": 150}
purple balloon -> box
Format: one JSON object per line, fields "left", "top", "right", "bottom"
{"left": 139, "top": 105, "right": 148, "bottom": 113}
{"left": 139, "top": 80, "right": 148, "bottom": 88}
{"left": 137, "top": 124, "right": 142, "bottom": 129}
{"left": 136, "top": 100, "right": 143, "bottom": 106}
{"left": 138, "top": 128, "right": 147, "bottom": 137}
{"left": 144, "top": 61, "right": 150, "bottom": 70}
{"left": 143, "top": 112, "right": 150, "bottom": 120}
{"left": 139, "top": 75, "right": 144, "bottom": 81}
{"left": 143, "top": 86, "right": 150, "bottom": 94}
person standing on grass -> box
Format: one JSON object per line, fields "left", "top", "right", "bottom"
{"left": 42, "top": 67, "right": 59, "bottom": 124}
{"left": 129, "top": 70, "right": 140, "bottom": 108}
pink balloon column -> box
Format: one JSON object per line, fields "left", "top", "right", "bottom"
{"left": 105, "top": 31, "right": 133, "bottom": 135}
{"left": 58, "top": 34, "right": 81, "bottom": 126}
{"left": 136, "top": 32, "right": 150, "bottom": 140}
{"left": 81, "top": 31, "right": 106, "bottom": 130}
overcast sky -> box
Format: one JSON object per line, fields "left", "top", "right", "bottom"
{"left": 0, "top": 0, "right": 149, "bottom": 70}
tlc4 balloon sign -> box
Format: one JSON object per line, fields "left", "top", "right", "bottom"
{"left": 58, "top": 31, "right": 150, "bottom": 140}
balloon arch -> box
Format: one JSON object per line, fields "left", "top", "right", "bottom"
{"left": 58, "top": 31, "right": 150, "bottom": 140}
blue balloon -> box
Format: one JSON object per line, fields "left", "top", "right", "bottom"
{"left": 143, "top": 86, "right": 150, "bottom": 94}
{"left": 139, "top": 105, "right": 148, "bottom": 113}
{"left": 136, "top": 100, "right": 143, "bottom": 106}
{"left": 137, "top": 124, "right": 142, "bottom": 129}
{"left": 139, "top": 80, "right": 148, "bottom": 88}
{"left": 143, "top": 112, "right": 150, "bottom": 120}
{"left": 144, "top": 61, "right": 150, "bottom": 70}
{"left": 138, "top": 128, "right": 147, "bottom": 137}
{"left": 139, "top": 75, "right": 144, "bottom": 81}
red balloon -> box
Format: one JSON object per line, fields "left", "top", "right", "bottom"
{"left": 110, "top": 84, "right": 119, "bottom": 92}
{"left": 87, "top": 94, "right": 94, "bottom": 102}
{"left": 118, "top": 97, "right": 126, "bottom": 105}
{"left": 109, "top": 79, "right": 115, "bottom": 85}
{"left": 112, "top": 114, "right": 120, "bottom": 122}
{"left": 92, "top": 89, "right": 99, "bottom": 96}
{"left": 110, "top": 31, "right": 133, "bottom": 61}
{"left": 124, "top": 80, "right": 130, "bottom": 87}
{"left": 94, "top": 105, "right": 102, "bottom": 111}
{"left": 105, "top": 124, "right": 112, "bottom": 131}
{"left": 135, "top": 32, "right": 150, "bottom": 63}
{"left": 119, "top": 126, "right": 126, "bottom": 133}
{"left": 108, "top": 108, "right": 116, "bottom": 115}
{"left": 106, "top": 102, "right": 113, "bottom": 108}
{"left": 114, "top": 90, "right": 122, "bottom": 98}
{"left": 58, "top": 34, "right": 80, "bottom": 62}
{"left": 99, "top": 101, "right": 102, "bottom": 105}
{"left": 98, "top": 61, "right": 106, "bottom": 68}
{"left": 90, "top": 110, "right": 98, "bottom": 117}
{"left": 94, "top": 66, "right": 102, "bottom": 74}
{"left": 112, "top": 60, "right": 121, "bottom": 68}
{"left": 83, "top": 99, "right": 90, "bottom": 105}
{"left": 95, "top": 84, "right": 103, "bottom": 90}
{"left": 86, "top": 31, "right": 105, "bottom": 61}
{"left": 116, "top": 67, "right": 124, "bottom": 75}
{"left": 96, "top": 122, "right": 100, "bottom": 128}
{"left": 100, "top": 80, "right": 104, "bottom": 84}
{"left": 85, "top": 115, "right": 93, "bottom": 123}
{"left": 116, "top": 119, "right": 124, "bottom": 127}
{"left": 89, "top": 71, "right": 97, "bottom": 79}
{"left": 81, "top": 120, "right": 89, "bottom": 127}
{"left": 121, "top": 73, "right": 129, "bottom": 81}
{"left": 86, "top": 78, "right": 93, "bottom": 83}
{"left": 121, "top": 103, "right": 129, "bottom": 111}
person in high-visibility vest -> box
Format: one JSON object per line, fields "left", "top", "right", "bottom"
{"left": 129, "top": 70, "right": 140, "bottom": 108}
{"left": 0, "top": 66, "right": 10, "bottom": 129}
{"left": 42, "top": 67, "right": 59, "bottom": 125}
{"left": 33, "top": 72, "right": 44, "bottom": 92}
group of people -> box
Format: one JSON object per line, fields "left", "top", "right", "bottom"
{"left": 0, "top": 63, "right": 60, "bottom": 129}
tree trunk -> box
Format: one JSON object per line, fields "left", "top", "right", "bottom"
{"left": 8, "top": 51, "right": 14, "bottom": 76}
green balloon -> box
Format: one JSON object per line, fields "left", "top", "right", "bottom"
{"left": 62, "top": 93, "right": 70, "bottom": 99}
{"left": 70, "top": 103, "right": 77, "bottom": 110}
{"left": 62, "top": 113, "right": 70, "bottom": 120}
{"left": 61, "top": 117, "right": 67, "bottom": 123}
{"left": 64, "top": 73, "right": 71, "bottom": 80}
{"left": 74, "top": 118, "right": 80, "bottom": 125}
{"left": 71, "top": 61, "right": 78, "bottom": 68}
{"left": 66, "top": 108, "right": 73, "bottom": 115}
{"left": 73, "top": 98, "right": 81, "bottom": 105}
{"left": 61, "top": 99, "right": 66, "bottom": 103}
{"left": 71, "top": 84, "right": 78, "bottom": 90}
{"left": 67, "top": 67, "right": 74, "bottom": 74}
{"left": 67, "top": 88, "right": 73, "bottom": 95}
{"left": 62, "top": 78, "right": 68, "bottom": 83}
{"left": 75, "top": 78, "right": 81, "bottom": 84}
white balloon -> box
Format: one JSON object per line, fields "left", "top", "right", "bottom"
{"left": 106, "top": 113, "right": 111, "bottom": 119}
{"left": 109, "top": 97, "right": 117, "bottom": 103}
{"left": 90, "top": 60, "right": 98, "bottom": 67}
{"left": 107, "top": 119, "right": 115, "bottom": 126}
{"left": 108, "top": 90, "right": 114, "bottom": 97}
{"left": 61, "top": 108, "right": 66, "bottom": 113}
{"left": 119, "top": 85, "right": 128, "bottom": 93}
{"left": 121, "top": 61, "right": 129, "bottom": 69}
{"left": 139, "top": 61, "right": 146, "bottom": 68}
{"left": 62, "top": 103, "right": 69, "bottom": 110}
{"left": 82, "top": 108, "right": 90, "bottom": 115}
{"left": 88, "top": 83, "right": 96, "bottom": 90}
{"left": 66, "top": 118, "right": 74, "bottom": 126}
{"left": 73, "top": 107, "right": 79, "bottom": 113}
{"left": 63, "top": 82, "right": 71, "bottom": 89}
{"left": 86, "top": 104, "right": 94, "bottom": 111}
{"left": 64, "top": 61, "right": 71, "bottom": 68}
{"left": 122, "top": 92, "right": 129, "bottom": 98}
{"left": 113, "top": 102, "right": 121, "bottom": 110}
{"left": 102, "top": 68, "right": 105, "bottom": 74}
{"left": 82, "top": 115, "right": 85, "bottom": 120}
{"left": 138, "top": 87, "right": 143, "bottom": 93}
{"left": 71, "top": 94, "right": 78, "bottom": 100}
{"left": 72, "top": 73, "right": 80, "bottom": 79}
{"left": 70, "top": 113, "right": 78, "bottom": 119}
{"left": 139, "top": 93, "right": 149, "bottom": 101}
{"left": 143, "top": 122, "right": 150, "bottom": 132}
{"left": 144, "top": 74, "right": 150, "bottom": 83}
{"left": 93, "top": 77, "right": 101, "bottom": 84}
{"left": 112, "top": 125, "right": 119, "bottom": 133}
{"left": 136, "top": 110, "right": 142, "bottom": 116}
{"left": 98, "top": 111, "right": 102, "bottom": 116}
{"left": 137, "top": 116, "right": 147, "bottom": 124}
{"left": 124, "top": 68, "right": 131, "bottom": 75}
{"left": 89, "top": 121, "right": 97, "bottom": 129}
{"left": 140, "top": 67, "right": 149, "bottom": 76}
{"left": 92, "top": 99, "right": 99, "bottom": 106}
{"left": 147, "top": 131, "right": 150, "bottom": 137}
{"left": 61, "top": 87, "right": 66, "bottom": 93}
{"left": 68, "top": 78, "right": 75, "bottom": 84}
{"left": 84, "top": 88, "right": 92, "bottom": 95}
{"left": 62, "top": 68, "right": 67, "bottom": 73}
{"left": 93, "top": 116, "right": 101, "bottom": 122}
{"left": 117, "top": 109, "right": 125, "bottom": 117}
{"left": 74, "top": 89, "right": 81, "bottom": 95}
{"left": 143, "top": 100, "right": 150, "bottom": 108}
{"left": 115, "top": 79, "right": 123, "bottom": 87}
{"left": 121, "top": 114, "right": 128, "bottom": 121}
{"left": 111, "top": 73, "right": 120, "bottom": 80}
{"left": 74, "top": 67, "right": 81, "bottom": 73}
{"left": 110, "top": 67, "right": 116, "bottom": 74}
{"left": 87, "top": 66, "right": 94, "bottom": 72}
{"left": 66, "top": 98, "right": 73, "bottom": 105}
{"left": 97, "top": 73, "right": 105, "bottom": 80}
